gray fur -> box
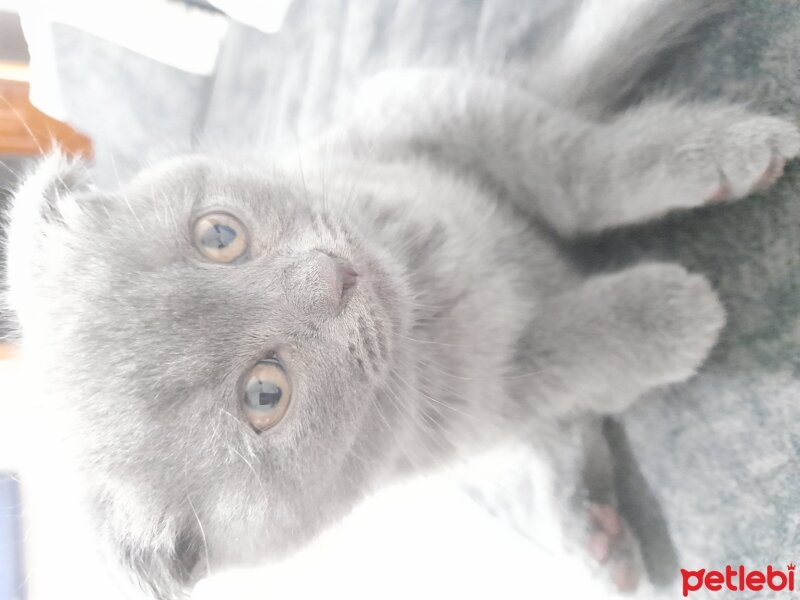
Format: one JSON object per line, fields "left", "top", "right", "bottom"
{"left": 3, "top": 1, "right": 799, "bottom": 598}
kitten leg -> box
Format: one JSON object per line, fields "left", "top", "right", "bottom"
{"left": 510, "top": 263, "right": 723, "bottom": 588}
{"left": 507, "top": 262, "right": 724, "bottom": 417}
{"left": 567, "top": 100, "right": 800, "bottom": 234}
{"left": 582, "top": 429, "right": 643, "bottom": 594}
{"left": 351, "top": 70, "right": 800, "bottom": 236}
{"left": 538, "top": 419, "right": 645, "bottom": 594}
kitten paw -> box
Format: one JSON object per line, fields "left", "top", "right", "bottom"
{"left": 588, "top": 503, "right": 642, "bottom": 594}
{"left": 545, "top": 262, "right": 725, "bottom": 415}
{"left": 601, "top": 104, "right": 800, "bottom": 230}
{"left": 697, "top": 114, "right": 800, "bottom": 203}
{"left": 617, "top": 263, "right": 725, "bottom": 388}
{"left": 582, "top": 262, "right": 725, "bottom": 412}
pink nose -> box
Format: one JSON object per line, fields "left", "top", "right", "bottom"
{"left": 335, "top": 257, "right": 359, "bottom": 292}
{"left": 283, "top": 251, "right": 360, "bottom": 315}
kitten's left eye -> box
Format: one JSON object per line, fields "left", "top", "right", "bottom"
{"left": 243, "top": 358, "right": 292, "bottom": 432}
{"left": 192, "top": 211, "right": 248, "bottom": 263}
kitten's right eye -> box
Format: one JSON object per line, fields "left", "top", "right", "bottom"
{"left": 242, "top": 358, "right": 292, "bottom": 432}
{"left": 191, "top": 211, "right": 249, "bottom": 263}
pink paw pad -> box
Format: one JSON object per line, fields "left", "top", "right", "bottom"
{"left": 588, "top": 503, "right": 642, "bottom": 594}
{"left": 754, "top": 157, "right": 787, "bottom": 191}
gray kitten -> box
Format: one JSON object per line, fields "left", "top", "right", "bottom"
{"left": 4, "top": 0, "right": 800, "bottom": 598}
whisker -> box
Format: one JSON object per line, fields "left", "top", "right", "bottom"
{"left": 184, "top": 491, "right": 211, "bottom": 579}
{"left": 381, "top": 382, "right": 453, "bottom": 462}
{"left": 0, "top": 95, "right": 46, "bottom": 155}
{"left": 389, "top": 368, "right": 478, "bottom": 423}
{"left": 109, "top": 153, "right": 146, "bottom": 233}
{"left": 294, "top": 132, "right": 311, "bottom": 206}
{"left": 396, "top": 335, "right": 547, "bottom": 382}
{"left": 396, "top": 332, "right": 461, "bottom": 348}
{"left": 228, "top": 444, "right": 269, "bottom": 500}
{"left": 0, "top": 158, "right": 21, "bottom": 178}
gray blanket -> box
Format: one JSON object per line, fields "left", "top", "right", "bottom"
{"left": 34, "top": 0, "right": 800, "bottom": 591}
{"left": 615, "top": 0, "right": 800, "bottom": 575}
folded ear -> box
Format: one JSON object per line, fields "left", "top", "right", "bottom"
{"left": 3, "top": 152, "right": 93, "bottom": 324}
{"left": 9, "top": 152, "right": 92, "bottom": 224}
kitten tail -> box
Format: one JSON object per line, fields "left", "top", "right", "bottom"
{"left": 531, "top": 0, "right": 733, "bottom": 114}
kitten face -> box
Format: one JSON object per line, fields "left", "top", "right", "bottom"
{"left": 6, "top": 155, "right": 412, "bottom": 597}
